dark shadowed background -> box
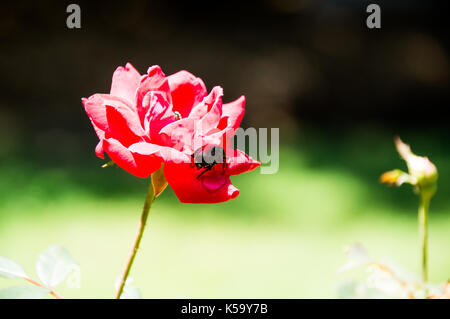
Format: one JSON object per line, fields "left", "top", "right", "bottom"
{"left": 0, "top": 0, "right": 448, "bottom": 298}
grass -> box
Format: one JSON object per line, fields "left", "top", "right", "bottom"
{"left": 0, "top": 131, "right": 449, "bottom": 298}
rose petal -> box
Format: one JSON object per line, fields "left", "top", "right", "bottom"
{"left": 105, "top": 104, "right": 145, "bottom": 147}
{"left": 95, "top": 140, "right": 104, "bottom": 159}
{"left": 168, "top": 70, "right": 207, "bottom": 118}
{"left": 201, "top": 174, "right": 228, "bottom": 192}
{"left": 198, "top": 88, "right": 223, "bottom": 136}
{"left": 103, "top": 138, "right": 161, "bottom": 178}
{"left": 206, "top": 95, "right": 246, "bottom": 145}
{"left": 164, "top": 162, "right": 240, "bottom": 203}
{"left": 159, "top": 118, "right": 196, "bottom": 152}
{"left": 136, "top": 65, "right": 171, "bottom": 124}
{"left": 225, "top": 149, "right": 260, "bottom": 176}
{"left": 110, "top": 63, "right": 141, "bottom": 106}
{"left": 129, "top": 142, "right": 190, "bottom": 164}
{"left": 82, "top": 94, "right": 135, "bottom": 132}
{"left": 142, "top": 92, "right": 175, "bottom": 141}
{"left": 220, "top": 95, "right": 245, "bottom": 132}
{"left": 188, "top": 86, "right": 223, "bottom": 120}
{"left": 159, "top": 87, "right": 224, "bottom": 153}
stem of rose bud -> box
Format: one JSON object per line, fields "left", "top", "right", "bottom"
{"left": 418, "top": 194, "right": 430, "bottom": 283}
{"left": 115, "top": 179, "right": 155, "bottom": 299}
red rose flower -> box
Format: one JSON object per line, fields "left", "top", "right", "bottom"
{"left": 82, "top": 63, "right": 177, "bottom": 178}
{"left": 83, "top": 63, "right": 259, "bottom": 203}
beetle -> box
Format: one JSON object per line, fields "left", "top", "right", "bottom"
{"left": 191, "top": 145, "right": 227, "bottom": 178}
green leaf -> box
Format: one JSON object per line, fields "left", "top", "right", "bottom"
{"left": 36, "top": 245, "right": 78, "bottom": 288}
{"left": 0, "top": 256, "right": 28, "bottom": 279}
{"left": 0, "top": 286, "right": 49, "bottom": 299}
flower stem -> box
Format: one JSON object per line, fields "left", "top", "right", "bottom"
{"left": 115, "top": 179, "right": 155, "bottom": 299}
{"left": 418, "top": 194, "right": 430, "bottom": 283}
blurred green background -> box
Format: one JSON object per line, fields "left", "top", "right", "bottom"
{"left": 0, "top": 1, "right": 449, "bottom": 298}
{"left": 1, "top": 131, "right": 449, "bottom": 298}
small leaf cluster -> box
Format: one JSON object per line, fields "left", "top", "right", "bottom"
{"left": 0, "top": 245, "right": 78, "bottom": 299}
{"left": 337, "top": 243, "right": 448, "bottom": 299}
